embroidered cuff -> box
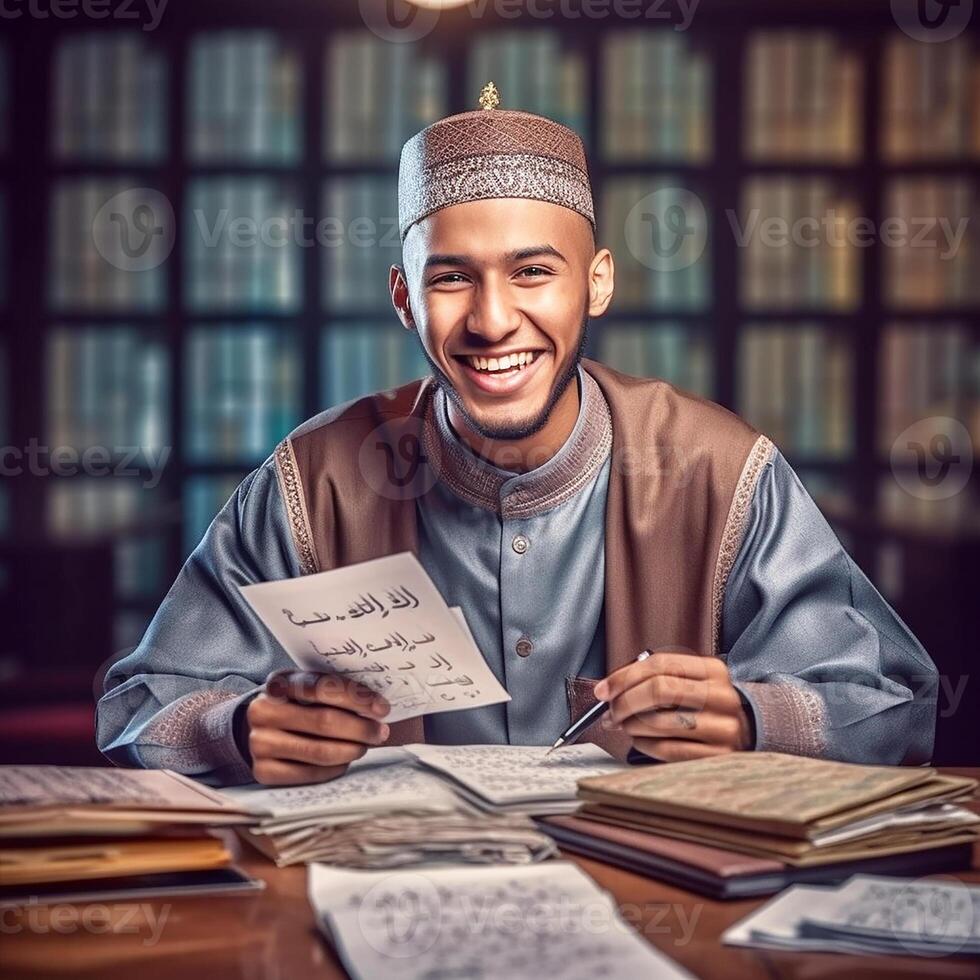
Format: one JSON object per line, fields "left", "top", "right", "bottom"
{"left": 734, "top": 680, "right": 828, "bottom": 758}
{"left": 137, "top": 687, "right": 260, "bottom": 786}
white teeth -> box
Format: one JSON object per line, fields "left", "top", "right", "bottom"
{"left": 466, "top": 351, "right": 538, "bottom": 372}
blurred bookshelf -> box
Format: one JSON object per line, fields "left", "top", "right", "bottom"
{"left": 2, "top": 10, "right": 978, "bottom": 712}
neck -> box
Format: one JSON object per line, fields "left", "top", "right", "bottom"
{"left": 446, "top": 375, "right": 581, "bottom": 473}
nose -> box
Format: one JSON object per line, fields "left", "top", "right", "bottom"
{"left": 465, "top": 281, "right": 521, "bottom": 344}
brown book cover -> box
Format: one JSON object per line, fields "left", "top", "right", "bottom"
{"left": 538, "top": 814, "right": 976, "bottom": 899}
{"left": 576, "top": 752, "right": 973, "bottom": 838}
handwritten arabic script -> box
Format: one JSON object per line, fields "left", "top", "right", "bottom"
{"left": 239, "top": 552, "right": 510, "bottom": 723}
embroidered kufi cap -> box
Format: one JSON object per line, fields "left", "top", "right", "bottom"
{"left": 398, "top": 81, "right": 595, "bottom": 242}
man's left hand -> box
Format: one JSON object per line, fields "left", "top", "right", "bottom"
{"left": 592, "top": 649, "right": 753, "bottom": 762}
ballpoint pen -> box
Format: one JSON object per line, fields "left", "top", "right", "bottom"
{"left": 546, "top": 649, "right": 652, "bottom": 755}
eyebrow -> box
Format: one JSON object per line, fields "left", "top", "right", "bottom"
{"left": 423, "top": 244, "right": 568, "bottom": 273}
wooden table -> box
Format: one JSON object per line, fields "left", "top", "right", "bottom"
{"left": 5, "top": 769, "right": 980, "bottom": 979}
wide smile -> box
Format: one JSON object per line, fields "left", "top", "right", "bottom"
{"left": 453, "top": 349, "right": 549, "bottom": 397}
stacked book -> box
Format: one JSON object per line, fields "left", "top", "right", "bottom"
{"left": 223, "top": 744, "right": 621, "bottom": 868}
{"left": 539, "top": 753, "right": 978, "bottom": 898}
{"left": 0, "top": 766, "right": 260, "bottom": 905}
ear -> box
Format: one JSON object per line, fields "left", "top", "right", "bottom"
{"left": 587, "top": 247, "right": 615, "bottom": 318}
{"left": 389, "top": 264, "right": 416, "bottom": 330}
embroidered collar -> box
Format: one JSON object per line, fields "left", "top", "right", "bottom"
{"left": 422, "top": 364, "right": 612, "bottom": 518}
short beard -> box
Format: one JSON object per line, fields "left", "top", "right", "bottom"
{"left": 418, "top": 313, "right": 590, "bottom": 443}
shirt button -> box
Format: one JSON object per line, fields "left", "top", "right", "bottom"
{"left": 515, "top": 636, "right": 534, "bottom": 657}
{"left": 512, "top": 534, "right": 529, "bottom": 555}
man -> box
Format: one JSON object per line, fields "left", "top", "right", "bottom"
{"left": 97, "top": 87, "right": 938, "bottom": 787}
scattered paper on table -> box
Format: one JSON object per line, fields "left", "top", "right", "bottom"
{"left": 310, "top": 861, "right": 694, "bottom": 980}
{"left": 723, "top": 875, "right": 980, "bottom": 956}
{"left": 405, "top": 743, "right": 625, "bottom": 814}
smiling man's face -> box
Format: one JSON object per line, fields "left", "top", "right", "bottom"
{"left": 392, "top": 197, "right": 614, "bottom": 446}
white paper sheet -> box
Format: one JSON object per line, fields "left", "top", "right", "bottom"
{"left": 222, "top": 756, "right": 459, "bottom": 823}
{"left": 239, "top": 552, "right": 510, "bottom": 723}
{"left": 801, "top": 874, "right": 980, "bottom": 950}
{"left": 405, "top": 743, "right": 624, "bottom": 810}
{"left": 723, "top": 875, "right": 980, "bottom": 956}
{"left": 0, "top": 766, "right": 245, "bottom": 814}
{"left": 309, "top": 862, "right": 694, "bottom": 980}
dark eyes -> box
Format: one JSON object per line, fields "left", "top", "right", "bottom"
{"left": 429, "top": 266, "right": 552, "bottom": 286}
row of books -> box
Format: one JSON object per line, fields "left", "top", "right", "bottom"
{"left": 184, "top": 326, "right": 300, "bottom": 463}
{"left": 184, "top": 177, "right": 302, "bottom": 312}
{"left": 39, "top": 29, "right": 980, "bottom": 168}
{"left": 188, "top": 33, "right": 301, "bottom": 163}
{"left": 43, "top": 469, "right": 237, "bottom": 593}
{"left": 600, "top": 178, "right": 710, "bottom": 310}
{"left": 44, "top": 173, "right": 974, "bottom": 325}
{"left": 882, "top": 35, "right": 980, "bottom": 162}
{"left": 322, "top": 324, "right": 430, "bottom": 406}
{"left": 46, "top": 327, "right": 170, "bottom": 457}
{"left": 52, "top": 34, "right": 167, "bottom": 162}
{"left": 879, "top": 477, "right": 979, "bottom": 531}
{"left": 47, "top": 477, "right": 157, "bottom": 539}
{"left": 879, "top": 323, "right": 979, "bottom": 454}
{"left": 883, "top": 178, "right": 978, "bottom": 309}
{"left": 745, "top": 32, "right": 861, "bottom": 163}
{"left": 321, "top": 177, "right": 400, "bottom": 311}
{"left": 46, "top": 322, "right": 978, "bottom": 470}
{"left": 737, "top": 324, "right": 852, "bottom": 458}
{"left": 597, "top": 324, "right": 712, "bottom": 398}
{"left": 326, "top": 32, "right": 445, "bottom": 161}
{"left": 49, "top": 180, "right": 168, "bottom": 311}
{"left": 740, "top": 177, "right": 860, "bottom": 311}
{"left": 467, "top": 31, "right": 585, "bottom": 134}
{"left": 602, "top": 33, "right": 710, "bottom": 162}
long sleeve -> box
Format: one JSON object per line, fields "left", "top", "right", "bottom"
{"left": 723, "top": 450, "right": 938, "bottom": 765}
{"left": 95, "top": 456, "right": 301, "bottom": 786}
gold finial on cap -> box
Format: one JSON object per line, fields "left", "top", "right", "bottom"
{"left": 478, "top": 81, "right": 500, "bottom": 111}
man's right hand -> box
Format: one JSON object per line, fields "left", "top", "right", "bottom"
{"left": 245, "top": 670, "right": 391, "bottom": 786}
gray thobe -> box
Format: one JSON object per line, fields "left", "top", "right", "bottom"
{"left": 96, "top": 367, "right": 938, "bottom": 786}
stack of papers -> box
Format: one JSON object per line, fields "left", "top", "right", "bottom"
{"left": 0, "top": 766, "right": 259, "bottom": 902}
{"left": 0, "top": 765, "right": 252, "bottom": 839}
{"left": 577, "top": 752, "right": 979, "bottom": 866}
{"left": 223, "top": 748, "right": 565, "bottom": 868}
{"left": 724, "top": 874, "right": 980, "bottom": 957}
{"left": 407, "top": 743, "right": 624, "bottom": 816}
{"left": 310, "top": 861, "right": 695, "bottom": 980}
